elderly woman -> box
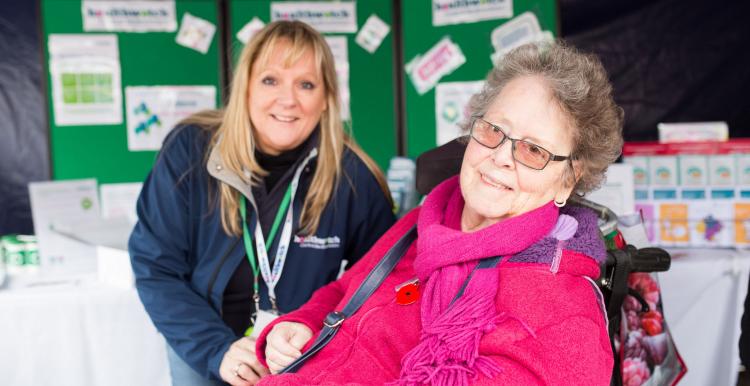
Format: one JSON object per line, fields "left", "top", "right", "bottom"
{"left": 255, "top": 42, "right": 623, "bottom": 385}
{"left": 129, "top": 21, "right": 394, "bottom": 386}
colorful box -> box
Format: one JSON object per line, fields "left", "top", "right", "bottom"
{"left": 708, "top": 154, "right": 736, "bottom": 186}
{"left": 679, "top": 155, "right": 708, "bottom": 187}
{"left": 649, "top": 156, "right": 679, "bottom": 186}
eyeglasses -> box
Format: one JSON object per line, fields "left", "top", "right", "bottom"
{"left": 469, "top": 116, "right": 572, "bottom": 170}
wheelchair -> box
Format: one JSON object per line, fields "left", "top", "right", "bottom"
{"left": 414, "top": 138, "right": 673, "bottom": 386}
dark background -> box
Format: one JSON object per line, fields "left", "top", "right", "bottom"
{"left": 1, "top": 0, "right": 749, "bottom": 234}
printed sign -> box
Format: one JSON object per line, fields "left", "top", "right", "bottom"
{"left": 406, "top": 37, "right": 466, "bottom": 95}
{"left": 324, "top": 36, "right": 351, "bottom": 121}
{"left": 271, "top": 2, "right": 357, "bottom": 33}
{"left": 125, "top": 85, "right": 216, "bottom": 151}
{"left": 29, "top": 179, "right": 100, "bottom": 276}
{"left": 48, "top": 34, "right": 123, "bottom": 126}
{"left": 355, "top": 14, "right": 391, "bottom": 54}
{"left": 236, "top": 17, "right": 266, "bottom": 44}
{"left": 432, "top": 0, "right": 513, "bottom": 26}
{"left": 435, "top": 80, "right": 484, "bottom": 145}
{"left": 82, "top": 0, "right": 177, "bottom": 32}
{"left": 175, "top": 13, "right": 216, "bottom": 54}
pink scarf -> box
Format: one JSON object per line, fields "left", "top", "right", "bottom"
{"left": 394, "top": 176, "right": 558, "bottom": 386}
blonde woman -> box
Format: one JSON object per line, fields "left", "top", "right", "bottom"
{"left": 129, "top": 21, "right": 394, "bottom": 386}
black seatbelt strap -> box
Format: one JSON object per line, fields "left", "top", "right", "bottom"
{"left": 279, "top": 225, "right": 417, "bottom": 374}
{"left": 279, "top": 228, "right": 501, "bottom": 374}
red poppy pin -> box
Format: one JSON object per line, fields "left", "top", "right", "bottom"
{"left": 395, "top": 278, "right": 420, "bottom": 305}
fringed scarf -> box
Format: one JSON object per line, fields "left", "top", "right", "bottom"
{"left": 392, "top": 176, "right": 560, "bottom": 386}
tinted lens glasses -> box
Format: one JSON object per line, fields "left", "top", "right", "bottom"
{"left": 469, "top": 116, "right": 571, "bottom": 170}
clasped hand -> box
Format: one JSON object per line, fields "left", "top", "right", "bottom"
{"left": 264, "top": 322, "right": 313, "bottom": 374}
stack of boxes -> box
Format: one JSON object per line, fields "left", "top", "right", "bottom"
{"left": 624, "top": 139, "right": 750, "bottom": 248}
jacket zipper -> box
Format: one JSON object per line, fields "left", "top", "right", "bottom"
{"left": 206, "top": 236, "right": 241, "bottom": 316}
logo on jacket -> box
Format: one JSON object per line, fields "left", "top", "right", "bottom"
{"left": 294, "top": 235, "right": 341, "bottom": 249}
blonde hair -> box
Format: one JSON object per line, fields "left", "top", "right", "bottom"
{"left": 183, "top": 21, "right": 390, "bottom": 236}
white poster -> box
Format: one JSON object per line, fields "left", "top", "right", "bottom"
{"left": 28, "top": 179, "right": 100, "bottom": 277}
{"left": 324, "top": 36, "right": 351, "bottom": 121}
{"left": 355, "top": 14, "right": 390, "bottom": 54}
{"left": 236, "top": 17, "right": 266, "bottom": 44}
{"left": 405, "top": 37, "right": 466, "bottom": 95}
{"left": 432, "top": 0, "right": 513, "bottom": 26}
{"left": 491, "top": 12, "right": 541, "bottom": 54}
{"left": 175, "top": 13, "right": 216, "bottom": 54}
{"left": 435, "top": 80, "right": 484, "bottom": 145}
{"left": 271, "top": 1, "right": 357, "bottom": 33}
{"left": 82, "top": 0, "right": 177, "bottom": 32}
{"left": 489, "top": 13, "right": 553, "bottom": 64}
{"left": 125, "top": 85, "right": 216, "bottom": 151}
{"left": 100, "top": 182, "right": 143, "bottom": 225}
{"left": 48, "top": 34, "right": 123, "bottom": 126}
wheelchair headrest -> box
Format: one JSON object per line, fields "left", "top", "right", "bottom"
{"left": 415, "top": 137, "right": 467, "bottom": 196}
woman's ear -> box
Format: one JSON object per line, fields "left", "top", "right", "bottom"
{"left": 556, "top": 160, "right": 581, "bottom": 203}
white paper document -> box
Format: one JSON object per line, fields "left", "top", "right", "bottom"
{"left": 236, "top": 17, "right": 266, "bottom": 44}
{"left": 432, "top": 0, "right": 513, "bottom": 26}
{"left": 175, "top": 13, "right": 216, "bottom": 54}
{"left": 82, "top": 0, "right": 177, "bottom": 32}
{"left": 355, "top": 14, "right": 390, "bottom": 54}
{"left": 48, "top": 34, "right": 123, "bottom": 126}
{"left": 100, "top": 182, "right": 143, "bottom": 225}
{"left": 324, "top": 36, "right": 351, "bottom": 121}
{"left": 271, "top": 1, "right": 357, "bottom": 33}
{"left": 585, "top": 163, "right": 636, "bottom": 217}
{"left": 406, "top": 37, "right": 466, "bottom": 95}
{"left": 435, "top": 80, "right": 484, "bottom": 145}
{"left": 125, "top": 85, "right": 216, "bottom": 151}
{"left": 489, "top": 12, "right": 542, "bottom": 57}
{"left": 28, "top": 179, "right": 101, "bottom": 277}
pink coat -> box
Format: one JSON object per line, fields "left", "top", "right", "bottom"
{"left": 256, "top": 208, "right": 613, "bottom": 385}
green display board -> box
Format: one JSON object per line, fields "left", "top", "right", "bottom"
{"left": 401, "top": 0, "right": 559, "bottom": 158}
{"left": 228, "top": 0, "right": 397, "bottom": 171}
{"left": 41, "top": 0, "right": 222, "bottom": 184}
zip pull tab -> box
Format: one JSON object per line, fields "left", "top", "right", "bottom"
{"left": 395, "top": 277, "right": 420, "bottom": 305}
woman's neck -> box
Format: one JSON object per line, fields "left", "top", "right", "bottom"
{"left": 460, "top": 206, "right": 505, "bottom": 233}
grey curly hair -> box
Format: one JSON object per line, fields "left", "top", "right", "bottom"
{"left": 462, "top": 41, "right": 624, "bottom": 194}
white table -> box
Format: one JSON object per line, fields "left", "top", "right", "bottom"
{"left": 0, "top": 276, "right": 170, "bottom": 386}
{"left": 659, "top": 248, "right": 750, "bottom": 386}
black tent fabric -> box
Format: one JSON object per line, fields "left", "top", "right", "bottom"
{"left": 0, "top": 0, "right": 48, "bottom": 235}
{"left": 562, "top": 0, "right": 750, "bottom": 141}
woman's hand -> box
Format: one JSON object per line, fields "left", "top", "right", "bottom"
{"left": 219, "top": 336, "right": 270, "bottom": 385}
{"left": 265, "top": 322, "right": 313, "bottom": 374}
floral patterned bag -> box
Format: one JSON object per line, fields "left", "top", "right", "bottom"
{"left": 616, "top": 272, "right": 687, "bottom": 386}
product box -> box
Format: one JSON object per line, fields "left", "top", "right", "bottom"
{"left": 688, "top": 200, "right": 733, "bottom": 247}
{"left": 736, "top": 154, "right": 750, "bottom": 185}
{"left": 649, "top": 156, "right": 679, "bottom": 186}
{"left": 658, "top": 203, "right": 690, "bottom": 247}
{"left": 735, "top": 202, "right": 750, "bottom": 246}
{"left": 635, "top": 203, "right": 656, "bottom": 244}
{"left": 679, "top": 155, "right": 708, "bottom": 187}
{"left": 708, "top": 154, "right": 736, "bottom": 186}
{"left": 624, "top": 156, "right": 650, "bottom": 186}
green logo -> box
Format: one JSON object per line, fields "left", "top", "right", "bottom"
{"left": 81, "top": 197, "right": 93, "bottom": 210}
{"left": 441, "top": 102, "right": 459, "bottom": 123}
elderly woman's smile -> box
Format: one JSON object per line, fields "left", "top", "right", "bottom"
{"left": 459, "top": 75, "right": 577, "bottom": 232}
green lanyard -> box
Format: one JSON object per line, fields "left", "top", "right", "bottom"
{"left": 238, "top": 182, "right": 294, "bottom": 325}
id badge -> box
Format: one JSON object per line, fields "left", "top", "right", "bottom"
{"left": 249, "top": 309, "right": 279, "bottom": 338}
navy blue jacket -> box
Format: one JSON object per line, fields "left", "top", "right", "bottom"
{"left": 129, "top": 125, "right": 395, "bottom": 380}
